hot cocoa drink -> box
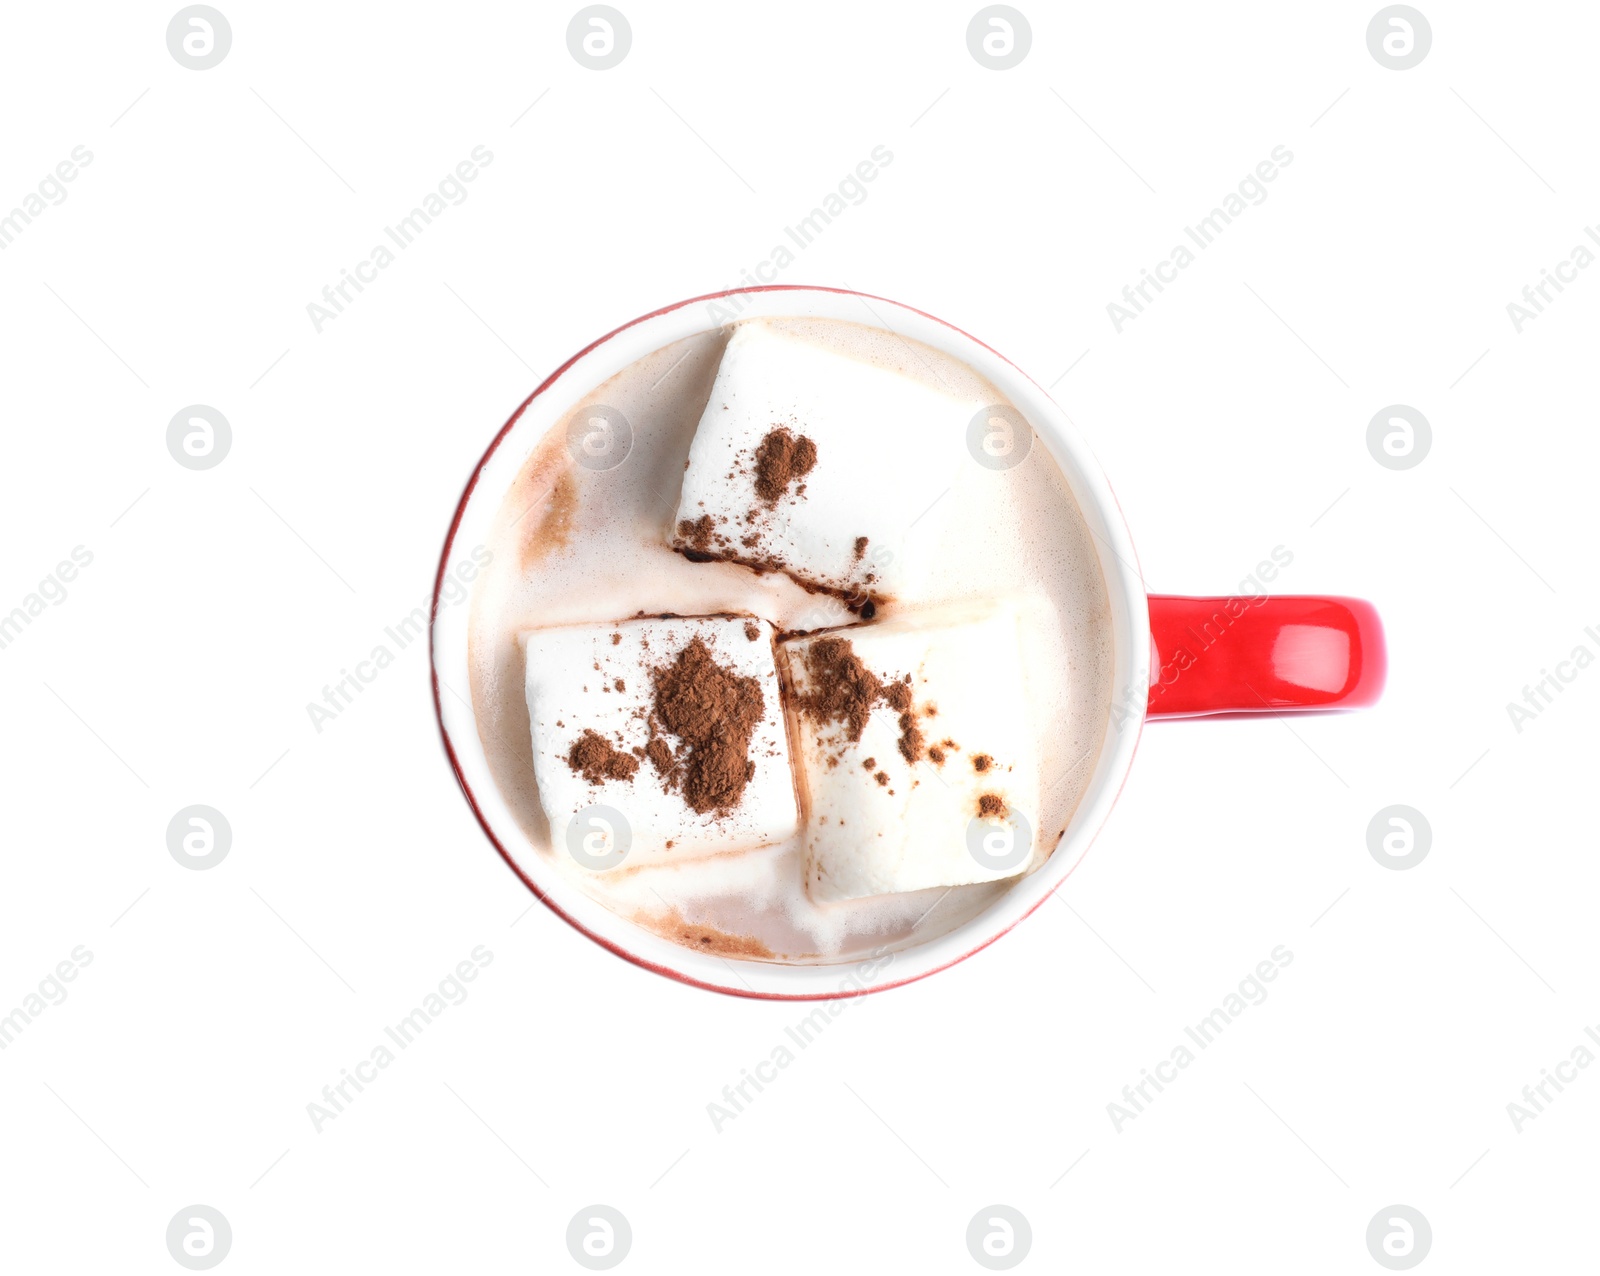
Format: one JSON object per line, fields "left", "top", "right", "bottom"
{"left": 467, "top": 316, "right": 1114, "bottom": 963}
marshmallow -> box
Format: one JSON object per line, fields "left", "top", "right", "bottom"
{"left": 522, "top": 616, "right": 798, "bottom": 867}
{"left": 671, "top": 320, "right": 983, "bottom": 601}
{"left": 781, "top": 606, "right": 1041, "bottom": 903}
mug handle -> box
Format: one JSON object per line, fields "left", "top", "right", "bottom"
{"left": 1146, "top": 595, "right": 1386, "bottom": 718}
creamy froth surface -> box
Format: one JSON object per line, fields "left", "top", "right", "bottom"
{"left": 467, "top": 316, "right": 1113, "bottom": 963}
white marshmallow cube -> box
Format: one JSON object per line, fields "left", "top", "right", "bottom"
{"left": 522, "top": 616, "right": 799, "bottom": 866}
{"left": 781, "top": 606, "right": 1041, "bottom": 903}
{"left": 671, "top": 319, "right": 984, "bottom": 599}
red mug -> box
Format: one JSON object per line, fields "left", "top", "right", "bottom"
{"left": 432, "top": 286, "right": 1385, "bottom": 998}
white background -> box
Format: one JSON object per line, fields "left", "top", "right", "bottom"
{"left": 2, "top": 1, "right": 1596, "bottom": 1271}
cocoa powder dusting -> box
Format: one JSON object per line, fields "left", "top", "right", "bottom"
{"left": 884, "top": 678, "right": 925, "bottom": 763}
{"left": 650, "top": 636, "right": 764, "bottom": 814}
{"left": 853, "top": 536, "right": 869, "bottom": 561}
{"left": 972, "top": 754, "right": 993, "bottom": 773}
{"left": 643, "top": 736, "right": 676, "bottom": 780}
{"left": 752, "top": 427, "right": 817, "bottom": 504}
{"left": 743, "top": 621, "right": 760, "bottom": 641}
{"left": 977, "top": 793, "right": 1007, "bottom": 819}
{"left": 677, "top": 514, "right": 714, "bottom": 551}
{"left": 795, "top": 638, "right": 926, "bottom": 765}
{"left": 793, "top": 637, "right": 885, "bottom": 742}
{"left": 566, "top": 730, "right": 639, "bottom": 786}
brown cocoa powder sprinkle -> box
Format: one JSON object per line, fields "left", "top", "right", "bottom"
{"left": 977, "top": 793, "right": 1007, "bottom": 819}
{"left": 566, "top": 729, "right": 640, "bottom": 786}
{"left": 928, "top": 746, "right": 945, "bottom": 765}
{"left": 883, "top": 678, "right": 925, "bottom": 763}
{"left": 897, "top": 718, "right": 924, "bottom": 763}
{"left": 752, "top": 427, "right": 817, "bottom": 504}
{"left": 794, "top": 638, "right": 925, "bottom": 763}
{"left": 853, "top": 536, "right": 868, "bottom": 561}
{"left": 743, "top": 621, "right": 760, "bottom": 641}
{"left": 884, "top": 680, "right": 912, "bottom": 713}
{"left": 610, "top": 632, "right": 622, "bottom": 645}
{"left": 643, "top": 736, "right": 676, "bottom": 780}
{"left": 972, "top": 754, "right": 993, "bottom": 773}
{"left": 613, "top": 678, "right": 625, "bottom": 692}
{"left": 650, "top": 636, "right": 764, "bottom": 814}
{"left": 793, "top": 636, "right": 885, "bottom": 742}
{"left": 862, "top": 756, "right": 876, "bottom": 769}
{"left": 677, "top": 514, "right": 715, "bottom": 551}
{"left": 874, "top": 771, "right": 889, "bottom": 786}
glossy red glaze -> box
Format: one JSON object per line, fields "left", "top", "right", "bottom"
{"left": 1146, "top": 595, "right": 1386, "bottom": 718}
